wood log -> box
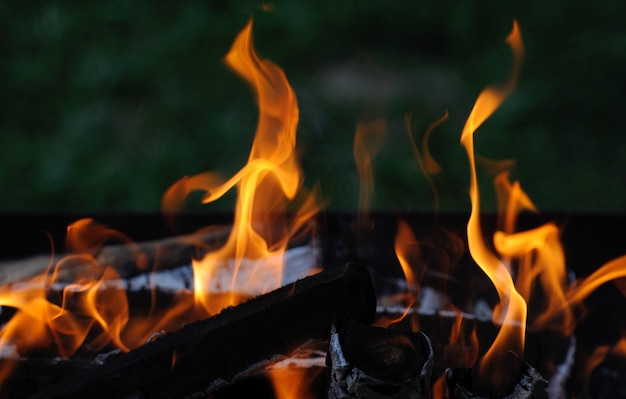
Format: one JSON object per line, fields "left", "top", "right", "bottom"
{"left": 445, "top": 351, "right": 548, "bottom": 399}
{"left": 20, "top": 262, "right": 375, "bottom": 399}
{"left": 327, "top": 319, "right": 433, "bottom": 399}
{"left": 0, "top": 225, "right": 232, "bottom": 285}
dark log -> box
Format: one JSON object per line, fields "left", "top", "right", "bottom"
{"left": 0, "top": 226, "right": 232, "bottom": 285}
{"left": 21, "top": 262, "right": 375, "bottom": 399}
{"left": 445, "top": 351, "right": 548, "bottom": 399}
{"left": 327, "top": 319, "right": 433, "bottom": 399}
{"left": 206, "top": 340, "right": 327, "bottom": 398}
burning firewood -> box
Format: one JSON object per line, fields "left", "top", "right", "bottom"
{"left": 20, "top": 262, "right": 375, "bottom": 399}
{"left": 0, "top": 225, "right": 232, "bottom": 285}
{"left": 327, "top": 319, "right": 433, "bottom": 399}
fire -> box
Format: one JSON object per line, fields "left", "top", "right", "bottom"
{"left": 269, "top": 366, "right": 323, "bottom": 399}
{"left": 394, "top": 218, "right": 420, "bottom": 296}
{"left": 0, "top": 18, "right": 320, "bottom": 393}
{"left": 2, "top": 13, "right": 626, "bottom": 399}
{"left": 492, "top": 199, "right": 571, "bottom": 331}
{"left": 405, "top": 111, "right": 448, "bottom": 209}
{"left": 0, "top": 219, "right": 130, "bottom": 387}
{"left": 162, "top": 19, "right": 320, "bottom": 315}
{"left": 353, "top": 118, "right": 386, "bottom": 215}
{"left": 493, "top": 171, "right": 626, "bottom": 334}
{"left": 459, "top": 20, "right": 527, "bottom": 383}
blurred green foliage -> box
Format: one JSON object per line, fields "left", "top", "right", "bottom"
{"left": 1, "top": 1, "right": 625, "bottom": 212}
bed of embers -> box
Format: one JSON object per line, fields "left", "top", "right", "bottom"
{"left": 1, "top": 18, "right": 626, "bottom": 399}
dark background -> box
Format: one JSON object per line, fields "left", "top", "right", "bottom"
{"left": 1, "top": 1, "right": 625, "bottom": 213}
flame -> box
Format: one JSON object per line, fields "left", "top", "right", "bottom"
{"left": 566, "top": 255, "right": 626, "bottom": 307}
{"left": 269, "top": 366, "right": 322, "bottom": 399}
{"left": 0, "top": 20, "right": 320, "bottom": 391}
{"left": 394, "top": 219, "right": 420, "bottom": 293}
{"left": 432, "top": 374, "right": 446, "bottom": 399}
{"left": 370, "top": 219, "right": 422, "bottom": 330}
{"left": 162, "top": 19, "right": 319, "bottom": 315}
{"left": 493, "top": 173, "right": 626, "bottom": 334}
{"left": 493, "top": 171, "right": 536, "bottom": 235}
{"left": 491, "top": 172, "right": 570, "bottom": 331}
{"left": 405, "top": 111, "right": 447, "bottom": 210}
{"left": 0, "top": 219, "right": 131, "bottom": 389}
{"left": 447, "top": 312, "right": 479, "bottom": 368}
{"left": 459, "top": 20, "right": 527, "bottom": 381}
{"left": 354, "top": 118, "right": 387, "bottom": 214}
{"left": 584, "top": 335, "right": 626, "bottom": 390}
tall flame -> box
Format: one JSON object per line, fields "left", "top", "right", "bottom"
{"left": 353, "top": 118, "right": 386, "bottom": 215}
{"left": 459, "top": 20, "right": 527, "bottom": 381}
{"left": 0, "top": 20, "right": 321, "bottom": 392}
{"left": 405, "top": 111, "right": 448, "bottom": 209}
{"left": 162, "top": 19, "right": 319, "bottom": 315}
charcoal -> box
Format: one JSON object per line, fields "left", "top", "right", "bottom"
{"left": 328, "top": 319, "right": 433, "bottom": 399}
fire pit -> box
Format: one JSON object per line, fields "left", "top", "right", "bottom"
{"left": 1, "top": 16, "right": 626, "bottom": 399}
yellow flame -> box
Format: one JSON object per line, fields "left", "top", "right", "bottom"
{"left": 394, "top": 219, "right": 420, "bottom": 291}
{"left": 459, "top": 20, "right": 527, "bottom": 379}
{"left": 0, "top": 219, "right": 132, "bottom": 391}
{"left": 163, "top": 19, "right": 319, "bottom": 314}
{"left": 0, "top": 20, "right": 321, "bottom": 391}
{"left": 567, "top": 255, "right": 626, "bottom": 306}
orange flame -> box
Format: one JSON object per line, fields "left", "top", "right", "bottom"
{"left": 491, "top": 172, "right": 569, "bottom": 331}
{"left": 0, "top": 20, "right": 321, "bottom": 391}
{"left": 566, "top": 255, "right": 626, "bottom": 307}
{"left": 405, "top": 111, "right": 447, "bottom": 210}
{"left": 0, "top": 219, "right": 131, "bottom": 389}
{"left": 394, "top": 218, "right": 420, "bottom": 292}
{"left": 493, "top": 171, "right": 536, "bottom": 235}
{"left": 493, "top": 172, "right": 626, "bottom": 334}
{"left": 370, "top": 219, "right": 422, "bottom": 330}
{"left": 269, "top": 366, "right": 322, "bottom": 399}
{"left": 162, "top": 19, "right": 319, "bottom": 315}
{"left": 447, "top": 312, "right": 479, "bottom": 367}
{"left": 584, "top": 335, "right": 626, "bottom": 387}
{"left": 354, "top": 118, "right": 386, "bottom": 214}
{"left": 459, "top": 20, "right": 527, "bottom": 380}
{"left": 432, "top": 374, "right": 446, "bottom": 399}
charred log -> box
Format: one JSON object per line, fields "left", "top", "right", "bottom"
{"left": 445, "top": 351, "right": 548, "bottom": 399}
{"left": 327, "top": 319, "right": 433, "bottom": 399}
{"left": 18, "top": 263, "right": 375, "bottom": 399}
